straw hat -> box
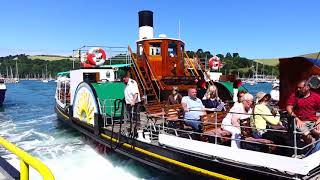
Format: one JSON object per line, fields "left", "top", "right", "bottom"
{"left": 255, "top": 92, "right": 271, "bottom": 103}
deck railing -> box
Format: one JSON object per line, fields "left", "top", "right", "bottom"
{"left": 96, "top": 98, "right": 319, "bottom": 158}
{"left": 0, "top": 136, "right": 54, "bottom": 180}
{"left": 72, "top": 46, "right": 131, "bottom": 65}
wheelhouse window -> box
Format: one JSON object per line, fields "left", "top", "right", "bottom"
{"left": 180, "top": 44, "right": 185, "bottom": 66}
{"left": 137, "top": 43, "right": 143, "bottom": 57}
{"left": 149, "top": 42, "right": 161, "bottom": 56}
{"left": 180, "top": 44, "right": 184, "bottom": 57}
{"left": 168, "top": 42, "right": 177, "bottom": 57}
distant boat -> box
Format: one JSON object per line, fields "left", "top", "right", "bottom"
{"left": 14, "top": 59, "right": 19, "bottom": 83}
{"left": 0, "top": 78, "right": 6, "bottom": 105}
{"left": 42, "top": 64, "right": 49, "bottom": 83}
{"left": 42, "top": 79, "right": 49, "bottom": 83}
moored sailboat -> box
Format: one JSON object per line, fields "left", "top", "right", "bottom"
{"left": 0, "top": 77, "right": 6, "bottom": 105}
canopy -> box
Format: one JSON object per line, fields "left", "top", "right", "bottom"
{"left": 57, "top": 71, "right": 70, "bottom": 77}
{"left": 279, "top": 57, "right": 320, "bottom": 108}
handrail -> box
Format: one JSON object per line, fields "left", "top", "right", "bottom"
{"left": 193, "top": 53, "right": 214, "bottom": 85}
{"left": 128, "top": 45, "right": 146, "bottom": 98}
{"left": 183, "top": 52, "right": 199, "bottom": 77}
{"left": 181, "top": 52, "right": 191, "bottom": 76}
{"left": 0, "top": 136, "right": 55, "bottom": 180}
{"left": 142, "top": 50, "right": 164, "bottom": 92}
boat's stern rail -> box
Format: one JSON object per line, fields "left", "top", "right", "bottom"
{"left": 72, "top": 46, "right": 133, "bottom": 65}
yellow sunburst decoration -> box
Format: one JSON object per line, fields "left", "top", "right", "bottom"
{"left": 73, "top": 83, "right": 98, "bottom": 126}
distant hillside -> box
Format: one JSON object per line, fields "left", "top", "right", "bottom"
{"left": 254, "top": 58, "right": 279, "bottom": 66}
{"left": 28, "top": 55, "right": 72, "bottom": 61}
{"left": 253, "top": 52, "right": 320, "bottom": 66}
{"left": 301, "top": 52, "right": 320, "bottom": 59}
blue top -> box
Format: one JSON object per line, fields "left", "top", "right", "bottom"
{"left": 181, "top": 96, "right": 205, "bottom": 120}
{"left": 202, "top": 99, "right": 225, "bottom": 111}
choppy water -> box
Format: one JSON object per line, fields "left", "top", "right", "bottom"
{"left": 0, "top": 81, "right": 270, "bottom": 180}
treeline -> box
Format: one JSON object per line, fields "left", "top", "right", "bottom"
{"left": 0, "top": 54, "right": 80, "bottom": 78}
{"left": 186, "top": 49, "right": 279, "bottom": 78}
{"left": 0, "top": 50, "right": 279, "bottom": 79}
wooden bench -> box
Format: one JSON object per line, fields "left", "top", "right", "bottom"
{"left": 164, "top": 104, "right": 192, "bottom": 129}
{"left": 200, "top": 112, "right": 231, "bottom": 143}
{"left": 144, "top": 102, "right": 167, "bottom": 129}
{"left": 240, "top": 118, "right": 274, "bottom": 152}
{"left": 163, "top": 104, "right": 194, "bottom": 137}
{"left": 144, "top": 102, "right": 167, "bottom": 120}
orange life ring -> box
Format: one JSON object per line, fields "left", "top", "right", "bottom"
{"left": 86, "top": 47, "right": 106, "bottom": 66}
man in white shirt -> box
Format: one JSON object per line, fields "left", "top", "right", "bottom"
{"left": 123, "top": 74, "right": 141, "bottom": 122}
{"left": 181, "top": 88, "right": 206, "bottom": 132}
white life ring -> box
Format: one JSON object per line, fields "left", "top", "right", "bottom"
{"left": 86, "top": 47, "right": 106, "bottom": 66}
{"left": 209, "top": 56, "right": 221, "bottom": 70}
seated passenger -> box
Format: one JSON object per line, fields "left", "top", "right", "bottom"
{"left": 233, "top": 90, "right": 246, "bottom": 108}
{"left": 286, "top": 79, "right": 320, "bottom": 144}
{"left": 222, "top": 93, "right": 253, "bottom": 148}
{"left": 202, "top": 85, "right": 225, "bottom": 111}
{"left": 181, "top": 88, "right": 206, "bottom": 132}
{"left": 251, "top": 92, "right": 281, "bottom": 137}
{"left": 253, "top": 92, "right": 301, "bottom": 155}
{"left": 167, "top": 86, "right": 182, "bottom": 105}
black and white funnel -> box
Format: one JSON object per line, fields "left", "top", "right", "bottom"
{"left": 138, "top": 10, "right": 154, "bottom": 40}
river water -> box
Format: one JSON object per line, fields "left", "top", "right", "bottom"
{"left": 0, "top": 81, "right": 271, "bottom": 179}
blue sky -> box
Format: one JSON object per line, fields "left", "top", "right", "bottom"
{"left": 0, "top": 0, "right": 319, "bottom": 59}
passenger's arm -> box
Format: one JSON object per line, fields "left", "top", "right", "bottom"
{"left": 260, "top": 106, "right": 280, "bottom": 125}
{"left": 286, "top": 105, "right": 304, "bottom": 128}
{"left": 131, "top": 93, "right": 138, "bottom": 106}
{"left": 286, "top": 105, "right": 295, "bottom": 116}
{"left": 231, "top": 114, "right": 241, "bottom": 130}
{"left": 315, "top": 117, "right": 320, "bottom": 131}
{"left": 181, "top": 102, "right": 189, "bottom": 112}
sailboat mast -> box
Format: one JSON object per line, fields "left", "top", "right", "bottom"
{"left": 15, "top": 60, "right": 19, "bottom": 79}
{"left": 46, "top": 64, "right": 48, "bottom": 79}
{"left": 255, "top": 61, "right": 258, "bottom": 80}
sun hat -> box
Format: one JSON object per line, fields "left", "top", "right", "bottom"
{"left": 255, "top": 92, "right": 271, "bottom": 103}
{"left": 272, "top": 83, "right": 279, "bottom": 89}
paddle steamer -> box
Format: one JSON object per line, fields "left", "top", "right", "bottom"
{"left": 55, "top": 10, "right": 320, "bottom": 179}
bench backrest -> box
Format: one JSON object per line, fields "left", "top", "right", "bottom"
{"left": 145, "top": 102, "right": 166, "bottom": 114}
{"left": 164, "top": 104, "right": 183, "bottom": 121}
{"left": 201, "top": 112, "right": 228, "bottom": 132}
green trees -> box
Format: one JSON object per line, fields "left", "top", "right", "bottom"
{"left": 0, "top": 51, "right": 279, "bottom": 79}
{"left": 0, "top": 54, "right": 78, "bottom": 79}
{"left": 184, "top": 50, "right": 278, "bottom": 78}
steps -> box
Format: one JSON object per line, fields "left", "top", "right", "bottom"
{"left": 128, "top": 46, "right": 159, "bottom": 104}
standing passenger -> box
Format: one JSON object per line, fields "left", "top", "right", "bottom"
{"left": 123, "top": 73, "right": 141, "bottom": 122}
